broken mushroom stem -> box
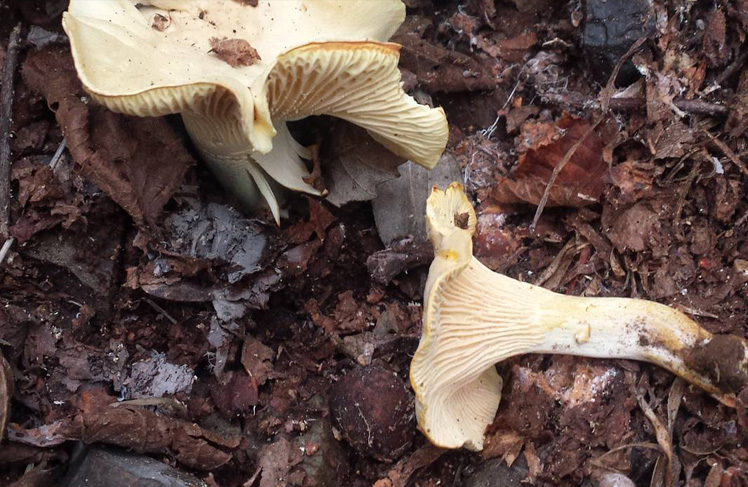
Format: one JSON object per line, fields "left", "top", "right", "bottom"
{"left": 410, "top": 183, "right": 748, "bottom": 451}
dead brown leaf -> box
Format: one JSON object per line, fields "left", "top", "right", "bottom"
{"left": 392, "top": 27, "right": 498, "bottom": 93}
{"left": 727, "top": 70, "right": 748, "bottom": 137}
{"left": 151, "top": 13, "right": 170, "bottom": 31}
{"left": 305, "top": 290, "right": 371, "bottom": 334}
{"left": 211, "top": 370, "right": 259, "bottom": 417}
{"left": 258, "top": 437, "right": 303, "bottom": 487}
{"left": 68, "top": 405, "right": 235, "bottom": 470}
{"left": 493, "top": 115, "right": 617, "bottom": 207}
{"left": 283, "top": 198, "right": 336, "bottom": 245}
{"left": 241, "top": 336, "right": 274, "bottom": 386}
{"left": 9, "top": 157, "right": 86, "bottom": 242}
{"left": 703, "top": 9, "right": 728, "bottom": 68}
{"left": 373, "top": 444, "right": 445, "bottom": 487}
{"left": 22, "top": 46, "right": 193, "bottom": 229}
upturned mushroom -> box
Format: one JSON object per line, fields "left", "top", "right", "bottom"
{"left": 62, "top": 0, "right": 448, "bottom": 223}
{"left": 411, "top": 183, "right": 748, "bottom": 451}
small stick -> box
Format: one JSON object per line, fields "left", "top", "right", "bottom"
{"left": 0, "top": 237, "right": 14, "bottom": 266}
{"left": 49, "top": 138, "right": 67, "bottom": 171}
{"left": 0, "top": 24, "right": 22, "bottom": 239}
{"left": 714, "top": 48, "right": 748, "bottom": 86}
{"left": 144, "top": 297, "right": 178, "bottom": 324}
{"left": 703, "top": 131, "right": 748, "bottom": 177}
{"left": 543, "top": 93, "right": 730, "bottom": 117}
{"left": 600, "top": 37, "right": 648, "bottom": 112}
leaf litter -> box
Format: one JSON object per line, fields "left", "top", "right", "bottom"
{"left": 3, "top": 1, "right": 748, "bottom": 486}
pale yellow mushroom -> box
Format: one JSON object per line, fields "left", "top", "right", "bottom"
{"left": 62, "top": 0, "right": 448, "bottom": 223}
{"left": 411, "top": 183, "right": 748, "bottom": 451}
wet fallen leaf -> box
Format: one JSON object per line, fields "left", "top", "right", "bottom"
{"left": 372, "top": 154, "right": 462, "bottom": 245}
{"left": 703, "top": 9, "right": 728, "bottom": 67}
{"left": 305, "top": 290, "right": 372, "bottom": 334}
{"left": 22, "top": 46, "right": 193, "bottom": 228}
{"left": 373, "top": 444, "right": 445, "bottom": 487}
{"left": 393, "top": 25, "right": 498, "bottom": 93}
{"left": 727, "top": 70, "right": 748, "bottom": 137}
{"left": 211, "top": 370, "right": 259, "bottom": 417}
{"left": 282, "top": 198, "right": 336, "bottom": 245}
{"left": 70, "top": 406, "right": 235, "bottom": 470}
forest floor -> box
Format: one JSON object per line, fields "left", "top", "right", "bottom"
{"left": 1, "top": 0, "right": 748, "bottom": 486}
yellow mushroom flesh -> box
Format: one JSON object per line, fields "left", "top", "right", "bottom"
{"left": 410, "top": 183, "right": 748, "bottom": 451}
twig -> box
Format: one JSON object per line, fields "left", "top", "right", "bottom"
{"left": 0, "top": 237, "right": 13, "bottom": 266}
{"left": 714, "top": 48, "right": 748, "bottom": 86}
{"left": 672, "top": 99, "right": 730, "bottom": 117}
{"left": 143, "top": 297, "right": 178, "bottom": 324}
{"left": 544, "top": 93, "right": 730, "bottom": 117}
{"left": 600, "top": 37, "right": 649, "bottom": 112}
{"left": 703, "top": 131, "right": 748, "bottom": 177}
{"left": 530, "top": 118, "right": 603, "bottom": 231}
{"left": 0, "top": 24, "right": 22, "bottom": 239}
{"left": 49, "top": 137, "right": 67, "bottom": 171}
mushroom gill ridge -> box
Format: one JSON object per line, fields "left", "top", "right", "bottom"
{"left": 411, "top": 183, "right": 748, "bottom": 451}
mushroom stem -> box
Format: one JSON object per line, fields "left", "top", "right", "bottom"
{"left": 534, "top": 293, "right": 723, "bottom": 399}
{"left": 411, "top": 183, "right": 748, "bottom": 451}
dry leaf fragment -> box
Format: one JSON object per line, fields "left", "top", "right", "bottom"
{"left": 209, "top": 37, "right": 261, "bottom": 67}
{"left": 241, "top": 336, "right": 274, "bottom": 386}
{"left": 151, "top": 13, "right": 169, "bottom": 31}
{"left": 703, "top": 9, "right": 728, "bottom": 68}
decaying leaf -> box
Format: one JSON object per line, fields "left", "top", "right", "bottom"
{"left": 62, "top": 406, "right": 237, "bottom": 470}
{"left": 372, "top": 154, "right": 462, "bottom": 245}
{"left": 22, "top": 45, "right": 193, "bottom": 228}
{"left": 373, "top": 444, "right": 445, "bottom": 487}
{"left": 258, "top": 437, "right": 304, "bottom": 487}
{"left": 493, "top": 114, "right": 618, "bottom": 207}
{"left": 241, "top": 336, "right": 274, "bottom": 386}
{"left": 702, "top": 9, "right": 728, "bottom": 68}
{"left": 323, "top": 122, "right": 405, "bottom": 206}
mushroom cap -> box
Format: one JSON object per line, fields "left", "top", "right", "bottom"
{"left": 412, "top": 184, "right": 546, "bottom": 450}
{"left": 62, "top": 0, "right": 448, "bottom": 222}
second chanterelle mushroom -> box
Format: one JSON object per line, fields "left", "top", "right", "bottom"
{"left": 411, "top": 183, "right": 748, "bottom": 451}
{"left": 62, "top": 0, "right": 448, "bottom": 223}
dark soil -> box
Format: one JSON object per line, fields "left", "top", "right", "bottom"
{"left": 2, "top": 1, "right": 748, "bottom": 486}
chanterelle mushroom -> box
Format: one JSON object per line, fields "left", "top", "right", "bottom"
{"left": 411, "top": 183, "right": 748, "bottom": 451}
{"left": 62, "top": 0, "right": 448, "bottom": 223}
